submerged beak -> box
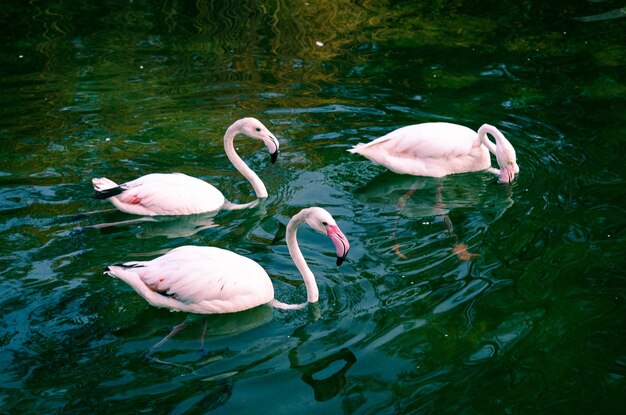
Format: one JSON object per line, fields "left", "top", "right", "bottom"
{"left": 498, "top": 164, "right": 516, "bottom": 184}
{"left": 325, "top": 224, "right": 350, "bottom": 266}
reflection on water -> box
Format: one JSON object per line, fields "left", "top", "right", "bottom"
{"left": 575, "top": 7, "right": 626, "bottom": 22}
{"left": 82, "top": 210, "right": 220, "bottom": 238}
{"left": 354, "top": 171, "right": 514, "bottom": 264}
{"left": 137, "top": 306, "right": 275, "bottom": 370}
{"left": 292, "top": 347, "right": 357, "bottom": 402}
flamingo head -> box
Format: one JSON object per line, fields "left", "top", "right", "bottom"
{"left": 304, "top": 207, "right": 351, "bottom": 266}
{"left": 238, "top": 117, "right": 280, "bottom": 164}
{"left": 495, "top": 140, "right": 519, "bottom": 184}
{"left": 479, "top": 124, "right": 519, "bottom": 184}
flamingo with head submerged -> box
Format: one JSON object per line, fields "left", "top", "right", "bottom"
{"left": 348, "top": 122, "right": 519, "bottom": 183}
{"left": 92, "top": 117, "right": 280, "bottom": 216}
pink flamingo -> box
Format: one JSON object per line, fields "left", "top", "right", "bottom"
{"left": 348, "top": 122, "right": 519, "bottom": 183}
{"left": 104, "top": 207, "right": 350, "bottom": 313}
{"left": 92, "top": 117, "right": 280, "bottom": 216}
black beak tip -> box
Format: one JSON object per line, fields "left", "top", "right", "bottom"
{"left": 270, "top": 151, "right": 278, "bottom": 164}
{"left": 336, "top": 254, "right": 347, "bottom": 266}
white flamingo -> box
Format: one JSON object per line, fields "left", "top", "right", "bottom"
{"left": 92, "top": 117, "right": 280, "bottom": 216}
{"left": 104, "top": 207, "right": 350, "bottom": 313}
{"left": 348, "top": 122, "right": 519, "bottom": 183}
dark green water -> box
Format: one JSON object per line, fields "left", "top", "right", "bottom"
{"left": 1, "top": 0, "right": 625, "bottom": 413}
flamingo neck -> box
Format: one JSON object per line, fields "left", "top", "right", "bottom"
{"left": 285, "top": 211, "right": 319, "bottom": 304}
{"left": 478, "top": 124, "right": 503, "bottom": 177}
{"left": 224, "top": 124, "right": 268, "bottom": 198}
{"left": 478, "top": 124, "right": 498, "bottom": 155}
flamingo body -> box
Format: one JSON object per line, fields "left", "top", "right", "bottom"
{"left": 93, "top": 117, "right": 280, "bottom": 216}
{"left": 349, "top": 122, "right": 519, "bottom": 183}
{"left": 93, "top": 174, "right": 225, "bottom": 216}
{"left": 105, "top": 207, "right": 351, "bottom": 314}
{"left": 107, "top": 246, "right": 274, "bottom": 314}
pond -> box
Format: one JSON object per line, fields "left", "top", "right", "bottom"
{"left": 1, "top": 0, "right": 625, "bottom": 413}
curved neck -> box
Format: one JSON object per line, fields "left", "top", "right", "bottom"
{"left": 478, "top": 124, "right": 498, "bottom": 155}
{"left": 224, "top": 125, "right": 268, "bottom": 198}
{"left": 285, "top": 211, "right": 319, "bottom": 304}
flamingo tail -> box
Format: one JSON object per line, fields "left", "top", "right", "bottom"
{"left": 346, "top": 144, "right": 365, "bottom": 154}
{"left": 104, "top": 262, "right": 145, "bottom": 272}
{"left": 92, "top": 177, "right": 124, "bottom": 200}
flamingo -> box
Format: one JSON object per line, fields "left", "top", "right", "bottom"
{"left": 104, "top": 207, "right": 350, "bottom": 314}
{"left": 92, "top": 117, "right": 280, "bottom": 216}
{"left": 348, "top": 122, "right": 519, "bottom": 183}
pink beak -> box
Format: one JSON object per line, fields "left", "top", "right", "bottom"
{"left": 325, "top": 225, "right": 350, "bottom": 266}
{"left": 498, "top": 164, "right": 516, "bottom": 184}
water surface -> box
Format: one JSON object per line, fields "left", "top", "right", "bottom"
{"left": 1, "top": 1, "right": 625, "bottom": 413}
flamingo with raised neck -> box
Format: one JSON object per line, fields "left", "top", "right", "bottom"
{"left": 104, "top": 207, "right": 350, "bottom": 313}
{"left": 92, "top": 117, "right": 280, "bottom": 216}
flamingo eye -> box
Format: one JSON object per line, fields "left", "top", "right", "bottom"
{"left": 255, "top": 127, "right": 261, "bottom": 132}
{"left": 322, "top": 221, "right": 328, "bottom": 226}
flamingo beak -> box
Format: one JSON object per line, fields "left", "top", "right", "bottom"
{"left": 498, "top": 164, "right": 516, "bottom": 184}
{"left": 325, "top": 224, "right": 350, "bottom": 266}
{"left": 267, "top": 135, "right": 279, "bottom": 164}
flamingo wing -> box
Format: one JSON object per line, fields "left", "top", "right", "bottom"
{"left": 350, "top": 122, "right": 488, "bottom": 176}
{"left": 109, "top": 246, "right": 274, "bottom": 314}
{"left": 115, "top": 173, "right": 225, "bottom": 215}
{"left": 373, "top": 123, "right": 477, "bottom": 159}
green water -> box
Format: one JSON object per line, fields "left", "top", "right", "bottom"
{"left": 1, "top": 1, "right": 625, "bottom": 413}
